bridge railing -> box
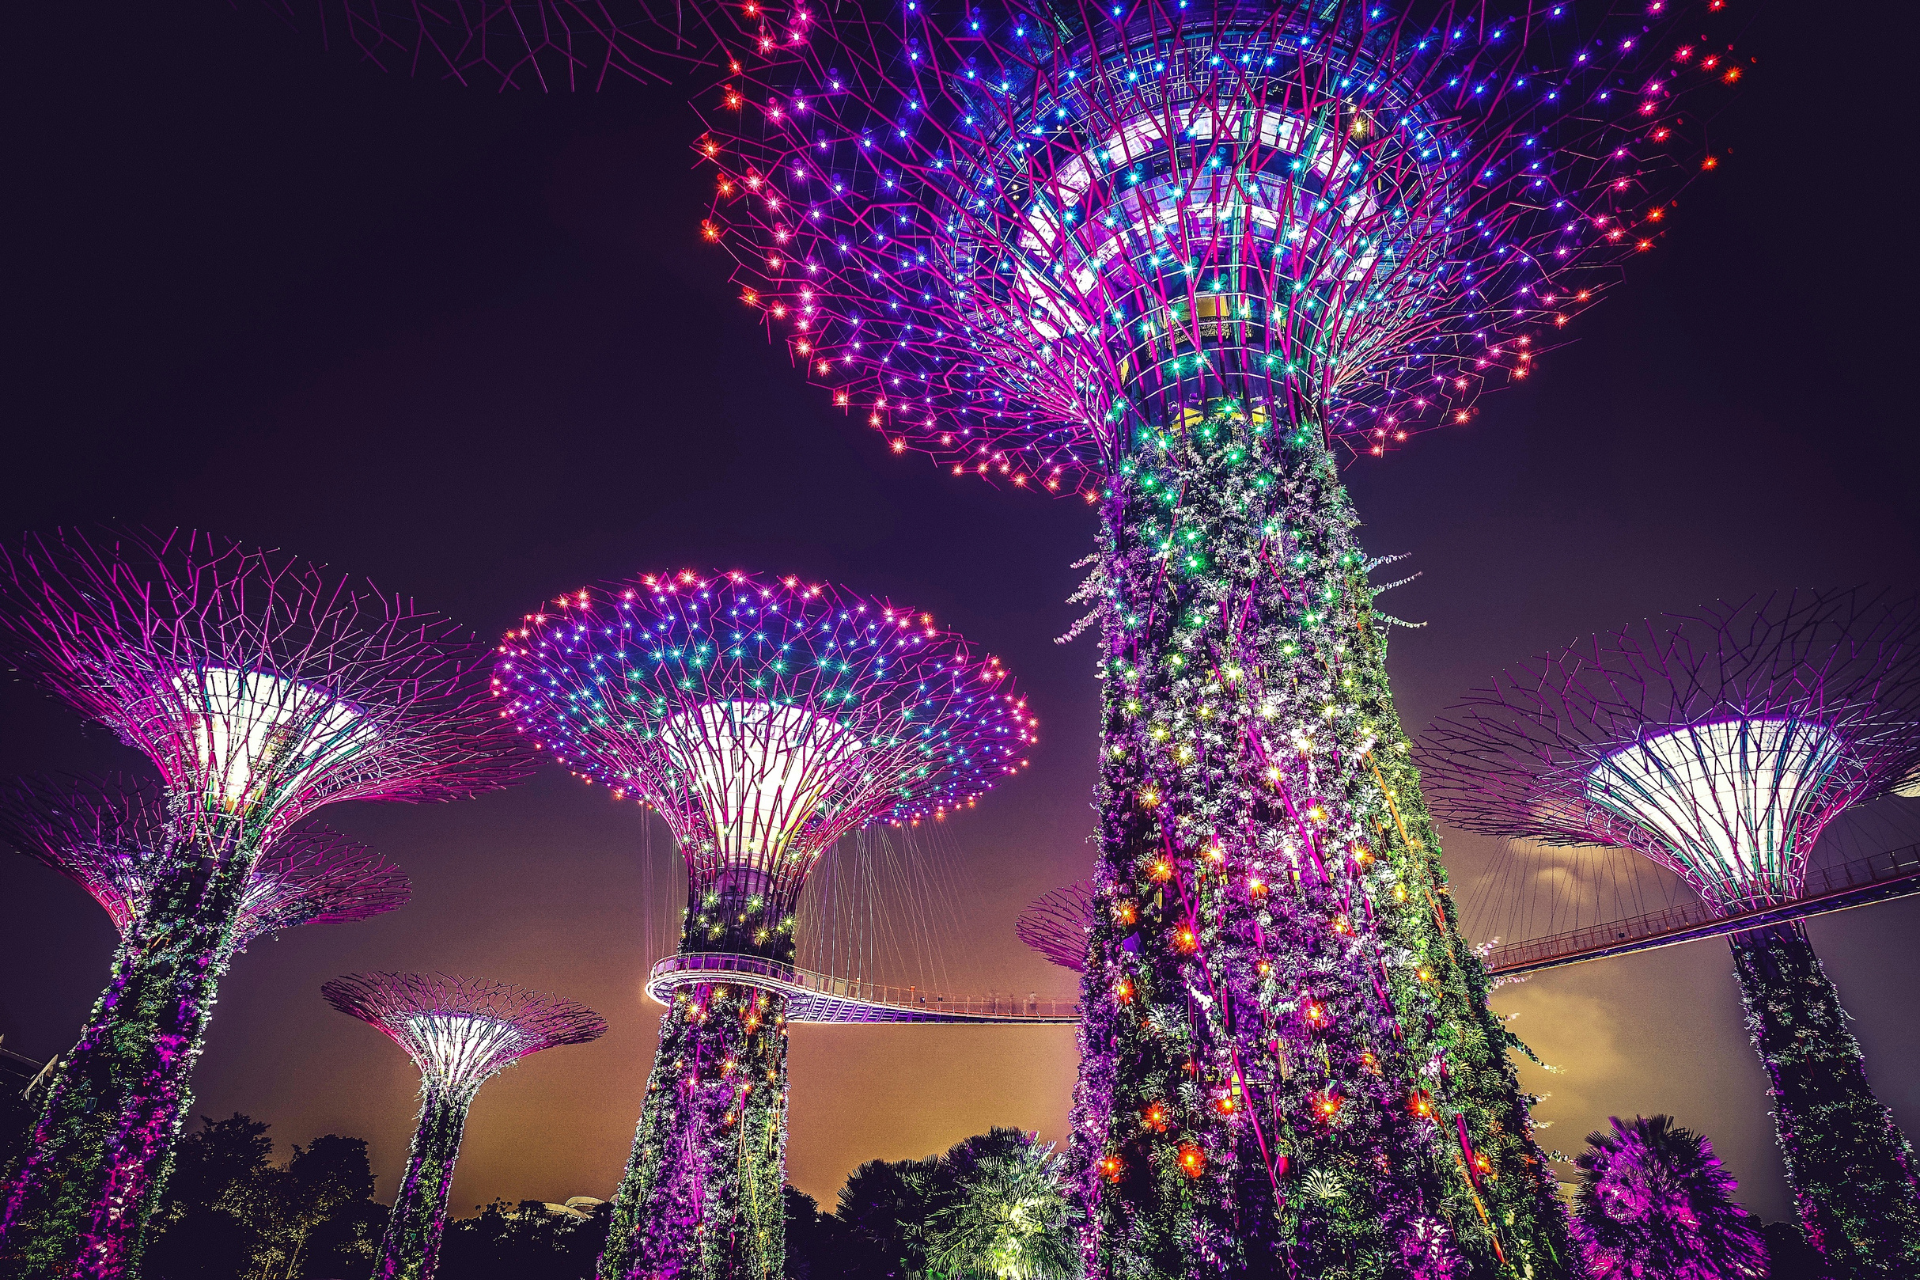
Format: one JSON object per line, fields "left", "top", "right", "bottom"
{"left": 1482, "top": 841, "right": 1920, "bottom": 975}
{"left": 650, "top": 952, "right": 1081, "bottom": 1021}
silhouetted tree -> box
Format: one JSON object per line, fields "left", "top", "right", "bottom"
{"left": 785, "top": 1185, "right": 851, "bottom": 1279}
{"left": 838, "top": 1155, "right": 943, "bottom": 1278}
{"left": 832, "top": 1128, "right": 1075, "bottom": 1280}
{"left": 1572, "top": 1115, "right": 1767, "bottom": 1279}
{"left": 436, "top": 1198, "right": 612, "bottom": 1279}
{"left": 145, "top": 1114, "right": 274, "bottom": 1280}
{"left": 254, "top": 1134, "right": 379, "bottom": 1277}
{"left": 143, "top": 1114, "right": 385, "bottom": 1280}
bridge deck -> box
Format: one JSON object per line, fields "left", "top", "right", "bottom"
{"left": 1482, "top": 842, "right": 1920, "bottom": 976}
{"left": 646, "top": 952, "right": 1080, "bottom": 1024}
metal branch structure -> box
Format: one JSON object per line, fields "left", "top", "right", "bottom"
{"left": 0, "top": 773, "right": 410, "bottom": 951}
{"left": 702, "top": 0, "right": 1740, "bottom": 480}
{"left": 1421, "top": 590, "right": 1920, "bottom": 1279}
{"left": 0, "top": 528, "right": 529, "bottom": 1280}
{"left": 691, "top": 2, "right": 1746, "bottom": 1274}
{"left": 323, "top": 973, "right": 606, "bottom": 1280}
{"left": 254, "top": 0, "right": 760, "bottom": 92}
{"left": 1018, "top": 880, "right": 1096, "bottom": 973}
{"left": 497, "top": 568, "right": 1034, "bottom": 1280}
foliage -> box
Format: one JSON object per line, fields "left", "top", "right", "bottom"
{"left": 823, "top": 1129, "right": 1073, "bottom": 1280}
{"left": 836, "top": 1154, "right": 944, "bottom": 1278}
{"left": 439, "top": 1198, "right": 613, "bottom": 1279}
{"left": 1731, "top": 923, "right": 1920, "bottom": 1278}
{"left": 926, "top": 1135, "right": 1075, "bottom": 1280}
{"left": 1570, "top": 1115, "right": 1766, "bottom": 1279}
{"left": 784, "top": 1187, "right": 850, "bottom": 1280}
{"left": 142, "top": 1112, "right": 384, "bottom": 1280}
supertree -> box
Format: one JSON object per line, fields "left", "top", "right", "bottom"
{"left": 0, "top": 528, "right": 529, "bottom": 1279}
{"left": 1570, "top": 1115, "right": 1767, "bottom": 1280}
{"left": 1017, "top": 881, "right": 1096, "bottom": 973}
{"left": 694, "top": 0, "right": 1746, "bottom": 1273}
{"left": 322, "top": 972, "right": 607, "bottom": 1280}
{"left": 0, "top": 773, "right": 410, "bottom": 952}
{"left": 1420, "top": 589, "right": 1920, "bottom": 1279}
{"left": 496, "top": 569, "right": 1034, "bottom": 1280}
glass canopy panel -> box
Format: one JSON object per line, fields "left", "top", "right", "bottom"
{"left": 1586, "top": 717, "right": 1844, "bottom": 907}
{"left": 402, "top": 1012, "right": 527, "bottom": 1092}
{"left": 173, "top": 667, "right": 373, "bottom": 811}
{"left": 659, "top": 700, "right": 863, "bottom": 862}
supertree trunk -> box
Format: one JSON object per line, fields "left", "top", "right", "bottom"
{"left": 0, "top": 820, "right": 255, "bottom": 1279}
{"left": 1730, "top": 922, "right": 1920, "bottom": 1278}
{"left": 1347, "top": 677, "right": 1578, "bottom": 1279}
{"left": 1070, "top": 401, "right": 1570, "bottom": 1279}
{"left": 599, "top": 947, "right": 791, "bottom": 1280}
{"left": 374, "top": 1085, "right": 476, "bottom": 1280}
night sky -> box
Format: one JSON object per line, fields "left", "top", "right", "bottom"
{"left": 2, "top": 0, "right": 1916, "bottom": 1228}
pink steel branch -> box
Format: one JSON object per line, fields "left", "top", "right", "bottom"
{"left": 1422, "top": 590, "right": 1920, "bottom": 912}
{"left": 697, "top": 0, "right": 1737, "bottom": 483}
{"left": 0, "top": 773, "right": 409, "bottom": 949}
{"left": 0, "top": 528, "right": 530, "bottom": 846}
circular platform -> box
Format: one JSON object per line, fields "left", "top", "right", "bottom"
{"left": 645, "top": 952, "right": 1079, "bottom": 1024}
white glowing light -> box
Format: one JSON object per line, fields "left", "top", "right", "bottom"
{"left": 1002, "top": 100, "right": 1390, "bottom": 350}
{"left": 401, "top": 1012, "right": 530, "bottom": 1092}
{"left": 661, "top": 701, "right": 862, "bottom": 863}
{"left": 173, "top": 667, "right": 373, "bottom": 810}
{"left": 1587, "top": 718, "right": 1843, "bottom": 907}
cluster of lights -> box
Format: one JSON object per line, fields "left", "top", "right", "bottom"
{"left": 495, "top": 571, "right": 1033, "bottom": 907}
{"left": 698, "top": 0, "right": 1740, "bottom": 486}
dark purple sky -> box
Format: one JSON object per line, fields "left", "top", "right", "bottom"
{"left": 1, "top": 0, "right": 1915, "bottom": 1224}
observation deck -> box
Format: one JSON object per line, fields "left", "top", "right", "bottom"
{"left": 645, "top": 952, "right": 1080, "bottom": 1025}
{"left": 1483, "top": 842, "right": 1920, "bottom": 977}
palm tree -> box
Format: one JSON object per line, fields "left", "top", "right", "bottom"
{"left": 925, "top": 1135, "right": 1076, "bottom": 1280}
{"left": 1573, "top": 1115, "right": 1767, "bottom": 1279}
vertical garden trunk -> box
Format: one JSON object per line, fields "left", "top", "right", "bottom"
{"left": 0, "top": 823, "right": 254, "bottom": 1279}
{"left": 598, "top": 908, "right": 792, "bottom": 1280}
{"left": 374, "top": 1085, "right": 476, "bottom": 1280}
{"left": 1730, "top": 921, "right": 1920, "bottom": 1278}
{"left": 1070, "top": 402, "right": 1571, "bottom": 1279}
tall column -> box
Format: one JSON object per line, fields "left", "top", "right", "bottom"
{"left": 0, "top": 822, "right": 256, "bottom": 1279}
{"left": 1071, "top": 400, "right": 1570, "bottom": 1278}
{"left": 599, "top": 914, "right": 792, "bottom": 1280}
{"left": 375, "top": 1084, "right": 477, "bottom": 1280}
{"left": 1731, "top": 922, "right": 1920, "bottom": 1278}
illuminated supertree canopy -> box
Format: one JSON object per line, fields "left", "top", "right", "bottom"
{"left": 0, "top": 528, "right": 528, "bottom": 1280}
{"left": 323, "top": 973, "right": 606, "bottom": 1280}
{"left": 1419, "top": 590, "right": 1920, "bottom": 909}
{"left": 498, "top": 569, "right": 1034, "bottom": 955}
{"left": 702, "top": 0, "right": 1742, "bottom": 480}
{"left": 1421, "top": 589, "right": 1920, "bottom": 1278}
{"left": 497, "top": 568, "right": 1033, "bottom": 1280}
{"left": 692, "top": 4, "right": 1743, "bottom": 1275}
{"left": 1017, "top": 880, "right": 1095, "bottom": 972}
{"left": 0, "top": 773, "right": 410, "bottom": 950}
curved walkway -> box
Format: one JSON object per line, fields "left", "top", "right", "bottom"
{"left": 645, "top": 952, "right": 1080, "bottom": 1024}
{"left": 1483, "top": 842, "right": 1920, "bottom": 976}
